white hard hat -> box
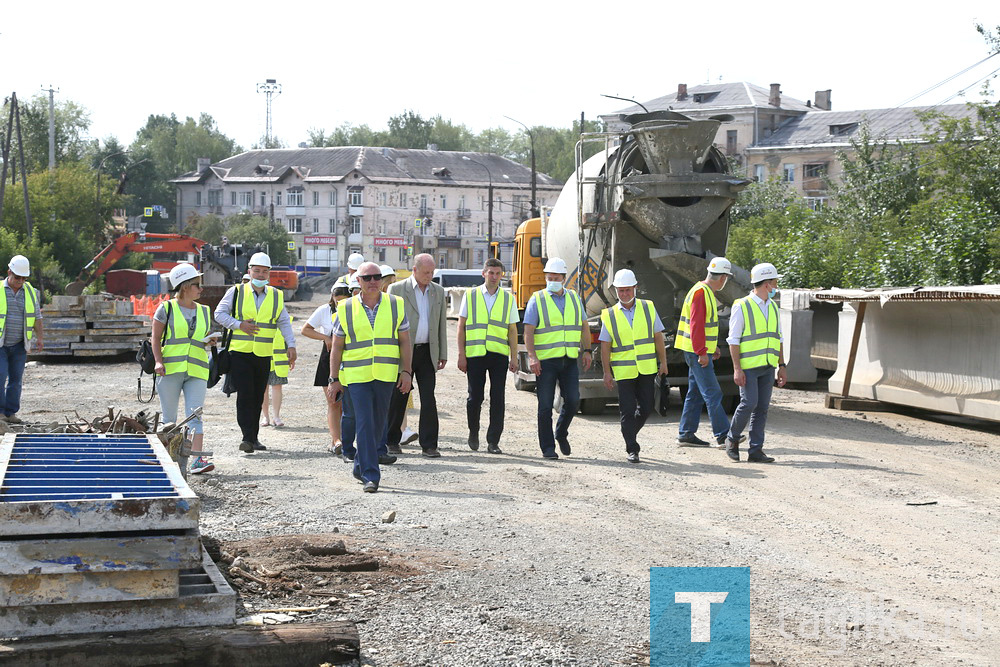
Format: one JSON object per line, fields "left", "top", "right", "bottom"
{"left": 612, "top": 268, "right": 637, "bottom": 288}
{"left": 348, "top": 276, "right": 361, "bottom": 291}
{"left": 7, "top": 255, "right": 30, "bottom": 277}
{"left": 543, "top": 257, "right": 568, "bottom": 274}
{"left": 168, "top": 263, "right": 203, "bottom": 289}
{"left": 347, "top": 253, "right": 365, "bottom": 270}
{"left": 241, "top": 273, "right": 252, "bottom": 283}
{"left": 707, "top": 257, "right": 733, "bottom": 275}
{"left": 379, "top": 264, "right": 396, "bottom": 277}
{"left": 750, "top": 263, "right": 783, "bottom": 283}
{"left": 248, "top": 252, "right": 272, "bottom": 268}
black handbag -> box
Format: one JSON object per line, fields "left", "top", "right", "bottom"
{"left": 215, "top": 286, "right": 239, "bottom": 376}
{"left": 136, "top": 302, "right": 171, "bottom": 403}
{"left": 206, "top": 346, "right": 223, "bottom": 388}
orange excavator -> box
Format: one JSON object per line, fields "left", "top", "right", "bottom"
{"left": 65, "top": 233, "right": 299, "bottom": 298}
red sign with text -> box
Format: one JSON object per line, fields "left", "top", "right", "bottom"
{"left": 373, "top": 237, "right": 406, "bottom": 247}
{"left": 304, "top": 236, "right": 338, "bottom": 245}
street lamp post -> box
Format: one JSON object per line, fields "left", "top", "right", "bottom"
{"left": 503, "top": 115, "right": 537, "bottom": 217}
{"left": 96, "top": 150, "right": 129, "bottom": 228}
{"left": 462, "top": 155, "right": 493, "bottom": 248}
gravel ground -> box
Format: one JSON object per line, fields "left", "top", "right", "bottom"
{"left": 19, "top": 291, "right": 1000, "bottom": 666}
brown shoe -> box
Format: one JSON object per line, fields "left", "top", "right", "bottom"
{"left": 387, "top": 443, "right": 403, "bottom": 455}
{"left": 421, "top": 448, "right": 441, "bottom": 458}
{"left": 5, "top": 415, "right": 22, "bottom": 424}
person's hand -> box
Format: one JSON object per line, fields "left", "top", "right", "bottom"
{"left": 777, "top": 366, "right": 788, "bottom": 388}
{"left": 712, "top": 349, "right": 721, "bottom": 360}
{"left": 288, "top": 348, "right": 297, "bottom": 367}
{"left": 398, "top": 371, "right": 413, "bottom": 394}
{"left": 698, "top": 353, "right": 710, "bottom": 367}
{"left": 582, "top": 350, "right": 593, "bottom": 371}
{"left": 658, "top": 361, "right": 669, "bottom": 377}
{"left": 239, "top": 321, "right": 259, "bottom": 335}
{"left": 733, "top": 368, "right": 746, "bottom": 387}
{"left": 325, "top": 336, "right": 333, "bottom": 352}
{"left": 508, "top": 357, "right": 518, "bottom": 374}
{"left": 35, "top": 337, "right": 43, "bottom": 351}
{"left": 603, "top": 373, "right": 615, "bottom": 391}
{"left": 437, "top": 359, "right": 447, "bottom": 371}
{"left": 458, "top": 356, "right": 467, "bottom": 373}
{"left": 528, "top": 355, "right": 541, "bottom": 376}
{"left": 207, "top": 338, "right": 219, "bottom": 347}
{"left": 327, "top": 380, "right": 343, "bottom": 402}
{"left": 154, "top": 362, "right": 166, "bottom": 377}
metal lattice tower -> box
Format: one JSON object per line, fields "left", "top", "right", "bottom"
{"left": 256, "top": 78, "right": 282, "bottom": 146}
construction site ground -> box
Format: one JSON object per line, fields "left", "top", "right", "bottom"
{"left": 21, "top": 291, "right": 998, "bottom": 666}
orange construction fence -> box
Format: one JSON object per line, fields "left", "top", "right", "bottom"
{"left": 130, "top": 294, "right": 170, "bottom": 318}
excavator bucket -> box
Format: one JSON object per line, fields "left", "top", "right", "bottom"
{"left": 64, "top": 281, "right": 87, "bottom": 297}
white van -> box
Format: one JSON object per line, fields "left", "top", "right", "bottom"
{"left": 431, "top": 268, "right": 483, "bottom": 288}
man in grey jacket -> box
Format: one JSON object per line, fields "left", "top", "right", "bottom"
{"left": 386, "top": 253, "right": 448, "bottom": 457}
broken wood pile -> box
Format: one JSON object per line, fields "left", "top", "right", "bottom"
{"left": 2, "top": 407, "right": 159, "bottom": 435}
{"left": 32, "top": 294, "right": 149, "bottom": 358}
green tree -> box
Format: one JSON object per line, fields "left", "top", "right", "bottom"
{"left": 218, "top": 213, "right": 293, "bottom": 266}
{"left": 0, "top": 93, "right": 92, "bottom": 173}
{"left": 730, "top": 178, "right": 798, "bottom": 223}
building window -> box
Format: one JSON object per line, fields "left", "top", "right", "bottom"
{"left": 377, "top": 248, "right": 386, "bottom": 262}
{"left": 726, "top": 130, "right": 738, "bottom": 155}
{"left": 754, "top": 164, "right": 766, "bottom": 182}
{"left": 475, "top": 249, "right": 484, "bottom": 266}
{"left": 313, "top": 191, "right": 320, "bottom": 206}
{"left": 804, "top": 197, "right": 828, "bottom": 211}
{"left": 230, "top": 191, "right": 237, "bottom": 206}
{"left": 329, "top": 218, "right": 336, "bottom": 233}
{"left": 275, "top": 192, "right": 282, "bottom": 206}
{"left": 459, "top": 249, "right": 468, "bottom": 264}
{"left": 399, "top": 247, "right": 407, "bottom": 262}
{"left": 350, "top": 217, "right": 362, "bottom": 234}
{"left": 312, "top": 218, "right": 319, "bottom": 233}
{"left": 458, "top": 195, "right": 465, "bottom": 210}
{"left": 829, "top": 123, "right": 858, "bottom": 136}
{"left": 419, "top": 194, "right": 427, "bottom": 211}
{"left": 380, "top": 192, "right": 388, "bottom": 206}
{"left": 329, "top": 190, "right": 337, "bottom": 207}
{"left": 239, "top": 191, "right": 253, "bottom": 207}
{"left": 208, "top": 190, "right": 222, "bottom": 207}
{"left": 803, "top": 163, "right": 827, "bottom": 179}
{"left": 399, "top": 192, "right": 406, "bottom": 208}
{"left": 288, "top": 218, "right": 302, "bottom": 233}
{"left": 440, "top": 195, "right": 447, "bottom": 209}
{"left": 399, "top": 220, "right": 405, "bottom": 234}
{"left": 782, "top": 164, "right": 795, "bottom": 183}
{"left": 195, "top": 191, "right": 202, "bottom": 206}
{"left": 350, "top": 191, "right": 362, "bottom": 207}
{"left": 287, "top": 191, "right": 303, "bottom": 206}
{"left": 261, "top": 192, "right": 267, "bottom": 207}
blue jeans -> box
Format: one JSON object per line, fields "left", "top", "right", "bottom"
{"left": 678, "top": 351, "right": 731, "bottom": 440}
{"left": 728, "top": 366, "right": 775, "bottom": 453}
{"left": 341, "top": 383, "right": 387, "bottom": 459}
{"left": 156, "top": 372, "right": 207, "bottom": 433}
{"left": 347, "top": 380, "right": 394, "bottom": 484}
{"left": 535, "top": 356, "right": 580, "bottom": 454}
{"left": 0, "top": 343, "right": 27, "bottom": 417}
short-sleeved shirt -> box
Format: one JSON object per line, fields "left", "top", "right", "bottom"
{"left": 153, "top": 302, "right": 198, "bottom": 329}
{"left": 332, "top": 297, "right": 409, "bottom": 338}
{"left": 306, "top": 303, "right": 338, "bottom": 337}
{"left": 598, "top": 300, "right": 665, "bottom": 342}
{"left": 523, "top": 290, "right": 568, "bottom": 327}
{"left": 458, "top": 285, "right": 520, "bottom": 324}
{"left": 726, "top": 293, "right": 784, "bottom": 346}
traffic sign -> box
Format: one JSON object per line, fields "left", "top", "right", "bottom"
{"left": 143, "top": 207, "right": 153, "bottom": 217}
{"left": 287, "top": 241, "right": 295, "bottom": 250}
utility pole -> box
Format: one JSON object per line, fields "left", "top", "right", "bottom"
{"left": 256, "top": 79, "right": 281, "bottom": 147}
{"left": 41, "top": 84, "right": 58, "bottom": 173}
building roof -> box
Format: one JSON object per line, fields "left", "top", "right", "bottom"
{"left": 749, "top": 103, "right": 979, "bottom": 150}
{"left": 171, "top": 147, "right": 562, "bottom": 188}
{"left": 608, "top": 82, "right": 815, "bottom": 116}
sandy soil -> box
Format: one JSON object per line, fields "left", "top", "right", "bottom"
{"left": 17, "top": 290, "right": 999, "bottom": 666}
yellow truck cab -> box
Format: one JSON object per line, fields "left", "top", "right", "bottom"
{"left": 510, "top": 216, "right": 544, "bottom": 312}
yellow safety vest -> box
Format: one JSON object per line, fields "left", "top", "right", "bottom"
{"left": 601, "top": 299, "right": 658, "bottom": 381}
{"left": 270, "top": 330, "right": 290, "bottom": 377}
{"left": 161, "top": 300, "right": 211, "bottom": 380}
{"left": 465, "top": 287, "right": 513, "bottom": 358}
{"left": 0, "top": 279, "right": 39, "bottom": 345}
{"left": 736, "top": 297, "right": 780, "bottom": 369}
{"left": 229, "top": 284, "right": 284, "bottom": 357}
{"left": 674, "top": 282, "right": 719, "bottom": 354}
{"left": 532, "top": 289, "right": 584, "bottom": 360}
{"left": 338, "top": 293, "right": 404, "bottom": 386}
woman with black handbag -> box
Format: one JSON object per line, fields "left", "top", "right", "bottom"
{"left": 152, "top": 263, "right": 217, "bottom": 474}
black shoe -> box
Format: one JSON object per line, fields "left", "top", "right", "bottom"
{"left": 717, "top": 434, "right": 746, "bottom": 448}
{"left": 468, "top": 433, "right": 480, "bottom": 451}
{"left": 627, "top": 452, "right": 640, "bottom": 464}
{"left": 677, "top": 433, "right": 710, "bottom": 447}
{"left": 378, "top": 454, "right": 398, "bottom": 465}
{"left": 387, "top": 443, "right": 403, "bottom": 455}
{"left": 725, "top": 438, "right": 741, "bottom": 462}
{"left": 487, "top": 443, "right": 503, "bottom": 454}
{"left": 363, "top": 481, "right": 379, "bottom": 493}
{"left": 557, "top": 438, "right": 571, "bottom": 456}
{"left": 252, "top": 441, "right": 267, "bottom": 451}
{"left": 747, "top": 451, "right": 775, "bottom": 463}
{"left": 421, "top": 448, "right": 441, "bottom": 458}
{"left": 342, "top": 451, "right": 355, "bottom": 463}
{"left": 542, "top": 450, "right": 559, "bottom": 460}
{"left": 239, "top": 440, "right": 255, "bottom": 453}
{"left": 352, "top": 468, "right": 363, "bottom": 483}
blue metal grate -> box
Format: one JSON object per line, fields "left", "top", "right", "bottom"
{"left": 1, "top": 434, "right": 178, "bottom": 502}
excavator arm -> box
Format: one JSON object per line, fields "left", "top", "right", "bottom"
{"left": 65, "top": 233, "right": 207, "bottom": 296}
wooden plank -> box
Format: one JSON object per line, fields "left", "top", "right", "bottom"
{"left": 840, "top": 301, "right": 867, "bottom": 398}
{"left": 71, "top": 350, "right": 130, "bottom": 357}
{"left": 89, "top": 320, "right": 149, "bottom": 329}
{"left": 41, "top": 318, "right": 87, "bottom": 329}
{"left": 0, "top": 568, "right": 178, "bottom": 606}
{"left": 0, "top": 621, "right": 359, "bottom": 665}
{"left": 825, "top": 395, "right": 896, "bottom": 412}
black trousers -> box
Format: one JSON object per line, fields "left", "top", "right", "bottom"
{"left": 466, "top": 351, "right": 508, "bottom": 445}
{"left": 387, "top": 343, "right": 439, "bottom": 450}
{"left": 230, "top": 351, "right": 270, "bottom": 444}
{"left": 617, "top": 372, "right": 655, "bottom": 454}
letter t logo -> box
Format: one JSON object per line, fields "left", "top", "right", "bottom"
{"left": 675, "top": 592, "right": 729, "bottom": 642}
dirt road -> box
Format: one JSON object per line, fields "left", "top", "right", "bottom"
{"left": 21, "top": 291, "right": 999, "bottom": 665}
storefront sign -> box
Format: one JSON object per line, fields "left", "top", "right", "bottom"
{"left": 374, "top": 237, "right": 406, "bottom": 247}
{"left": 304, "top": 236, "right": 338, "bottom": 245}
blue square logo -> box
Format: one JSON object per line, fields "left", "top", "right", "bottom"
{"left": 651, "top": 567, "right": 750, "bottom": 666}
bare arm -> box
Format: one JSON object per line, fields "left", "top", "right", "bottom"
{"left": 730, "top": 343, "right": 745, "bottom": 387}
{"left": 457, "top": 316, "right": 467, "bottom": 373}
{"left": 580, "top": 318, "right": 592, "bottom": 371}
{"left": 601, "top": 339, "right": 614, "bottom": 390}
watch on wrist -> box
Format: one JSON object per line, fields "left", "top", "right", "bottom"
{"left": 778, "top": 363, "right": 786, "bottom": 368}
{"left": 328, "top": 376, "right": 339, "bottom": 384}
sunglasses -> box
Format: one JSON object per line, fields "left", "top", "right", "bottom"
{"left": 359, "top": 274, "right": 382, "bottom": 282}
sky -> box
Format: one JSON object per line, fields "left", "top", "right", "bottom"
{"left": 5, "top": 1, "right": 999, "bottom": 154}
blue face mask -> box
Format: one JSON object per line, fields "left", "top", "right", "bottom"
{"left": 546, "top": 280, "right": 563, "bottom": 293}
{"left": 251, "top": 278, "right": 269, "bottom": 288}
{"left": 768, "top": 288, "right": 778, "bottom": 299}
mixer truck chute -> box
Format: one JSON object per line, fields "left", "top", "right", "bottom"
{"left": 509, "top": 111, "right": 751, "bottom": 413}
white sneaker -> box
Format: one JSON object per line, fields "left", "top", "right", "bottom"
{"left": 401, "top": 427, "right": 418, "bottom": 444}
{"left": 189, "top": 456, "right": 215, "bottom": 474}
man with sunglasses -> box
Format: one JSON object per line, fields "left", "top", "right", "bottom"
{"left": 0, "top": 255, "right": 43, "bottom": 424}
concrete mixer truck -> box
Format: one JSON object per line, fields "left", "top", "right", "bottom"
{"left": 508, "top": 110, "right": 752, "bottom": 414}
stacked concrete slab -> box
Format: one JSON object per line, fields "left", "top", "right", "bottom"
{"left": 0, "top": 432, "right": 235, "bottom": 638}
{"left": 33, "top": 295, "right": 148, "bottom": 358}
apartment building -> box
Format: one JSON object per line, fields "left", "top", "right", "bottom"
{"left": 171, "top": 146, "right": 562, "bottom": 273}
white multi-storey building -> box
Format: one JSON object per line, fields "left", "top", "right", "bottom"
{"left": 171, "top": 146, "right": 562, "bottom": 273}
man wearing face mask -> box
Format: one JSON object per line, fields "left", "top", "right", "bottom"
{"left": 215, "top": 252, "right": 297, "bottom": 454}
{"left": 599, "top": 269, "right": 668, "bottom": 464}
{"left": 724, "top": 262, "right": 787, "bottom": 463}
{"left": 674, "top": 257, "right": 743, "bottom": 449}
{"left": 523, "top": 257, "right": 592, "bottom": 459}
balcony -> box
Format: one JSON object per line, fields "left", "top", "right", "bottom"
{"left": 285, "top": 206, "right": 305, "bottom": 216}
{"left": 348, "top": 233, "right": 363, "bottom": 244}
{"left": 348, "top": 205, "right": 364, "bottom": 216}
{"left": 456, "top": 207, "right": 471, "bottom": 219}
{"left": 419, "top": 207, "right": 433, "bottom": 218}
